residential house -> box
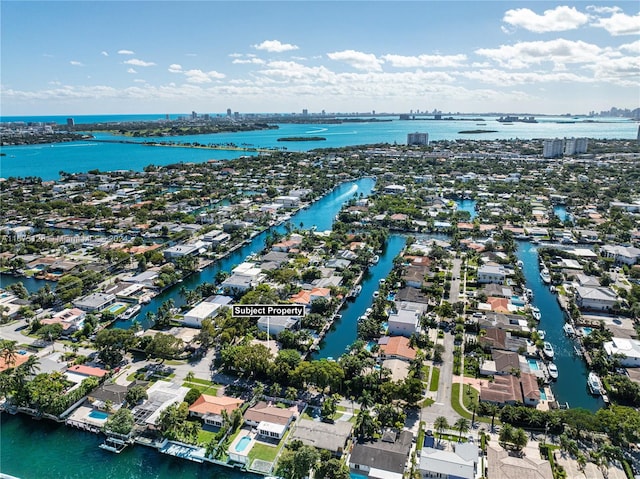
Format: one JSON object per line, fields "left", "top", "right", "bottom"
{"left": 377, "top": 336, "right": 417, "bottom": 361}
{"left": 574, "top": 286, "right": 618, "bottom": 311}
{"left": 73, "top": 293, "right": 116, "bottom": 312}
{"left": 387, "top": 308, "right": 420, "bottom": 337}
{"left": 604, "top": 338, "right": 640, "bottom": 367}
{"left": 349, "top": 429, "right": 413, "bottom": 479}
{"left": 487, "top": 444, "right": 553, "bottom": 479}
{"left": 257, "top": 316, "right": 299, "bottom": 336}
{"left": 290, "top": 419, "right": 353, "bottom": 457}
{"left": 188, "top": 394, "right": 244, "bottom": 427}
{"left": 163, "top": 243, "right": 201, "bottom": 260}
{"left": 419, "top": 440, "right": 479, "bottom": 479}
{"left": 601, "top": 245, "right": 640, "bottom": 265}
{"left": 244, "top": 401, "right": 297, "bottom": 440}
{"left": 477, "top": 265, "right": 507, "bottom": 284}
{"left": 520, "top": 372, "right": 540, "bottom": 406}
{"left": 402, "top": 264, "right": 430, "bottom": 288}
{"left": 40, "top": 308, "right": 86, "bottom": 333}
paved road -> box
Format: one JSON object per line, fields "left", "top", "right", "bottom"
{"left": 448, "top": 258, "right": 462, "bottom": 303}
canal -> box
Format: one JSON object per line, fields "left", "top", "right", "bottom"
{"left": 517, "top": 241, "right": 603, "bottom": 411}
{"left": 115, "top": 178, "right": 376, "bottom": 329}
{"left": 315, "top": 234, "right": 407, "bottom": 359}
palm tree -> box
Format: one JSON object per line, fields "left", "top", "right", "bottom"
{"left": 20, "top": 355, "right": 40, "bottom": 376}
{"left": 355, "top": 409, "right": 378, "bottom": 441}
{"left": 434, "top": 416, "right": 449, "bottom": 446}
{"left": 454, "top": 417, "right": 470, "bottom": 442}
{"left": 1, "top": 340, "right": 18, "bottom": 369}
{"left": 486, "top": 403, "right": 500, "bottom": 431}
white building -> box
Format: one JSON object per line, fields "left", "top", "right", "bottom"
{"left": 419, "top": 441, "right": 478, "bottom": 479}
{"left": 600, "top": 244, "right": 640, "bottom": 265}
{"left": 604, "top": 338, "right": 640, "bottom": 367}
{"left": 257, "top": 316, "right": 299, "bottom": 336}
{"left": 407, "top": 132, "right": 429, "bottom": 146}
{"left": 182, "top": 302, "right": 222, "bottom": 328}
{"left": 543, "top": 138, "right": 564, "bottom": 158}
{"left": 477, "top": 264, "right": 507, "bottom": 284}
{"left": 387, "top": 308, "right": 420, "bottom": 337}
{"left": 564, "top": 137, "right": 588, "bottom": 155}
{"left": 574, "top": 286, "right": 618, "bottom": 311}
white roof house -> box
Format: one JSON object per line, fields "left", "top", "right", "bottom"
{"left": 419, "top": 442, "right": 479, "bottom": 479}
{"left": 574, "top": 286, "right": 618, "bottom": 311}
{"left": 182, "top": 302, "right": 222, "bottom": 328}
{"left": 387, "top": 308, "right": 420, "bottom": 337}
{"left": 604, "top": 338, "right": 640, "bottom": 367}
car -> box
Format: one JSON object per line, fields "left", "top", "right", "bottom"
{"left": 467, "top": 434, "right": 474, "bottom": 443}
{"left": 426, "top": 429, "right": 433, "bottom": 436}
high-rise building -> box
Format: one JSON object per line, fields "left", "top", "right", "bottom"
{"left": 191, "top": 111, "right": 197, "bottom": 120}
{"left": 407, "top": 132, "right": 429, "bottom": 146}
{"left": 564, "top": 137, "right": 588, "bottom": 155}
{"left": 543, "top": 138, "right": 564, "bottom": 158}
{"left": 66, "top": 118, "right": 75, "bottom": 127}
{"left": 302, "top": 109, "right": 308, "bottom": 116}
{"left": 226, "top": 108, "right": 232, "bottom": 117}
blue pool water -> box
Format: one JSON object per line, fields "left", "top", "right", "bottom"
{"left": 365, "top": 341, "right": 376, "bottom": 352}
{"left": 540, "top": 389, "right": 547, "bottom": 400}
{"left": 235, "top": 436, "right": 251, "bottom": 453}
{"left": 88, "top": 410, "right": 108, "bottom": 420}
{"left": 527, "top": 359, "right": 540, "bottom": 371}
{"left": 107, "top": 303, "right": 124, "bottom": 313}
{"left": 582, "top": 327, "right": 593, "bottom": 336}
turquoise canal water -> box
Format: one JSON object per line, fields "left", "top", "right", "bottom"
{"left": 0, "top": 414, "right": 255, "bottom": 479}
{"left": 517, "top": 241, "right": 602, "bottom": 411}
{"left": 1, "top": 116, "right": 636, "bottom": 180}
{"left": 315, "top": 234, "right": 407, "bottom": 359}
{"left": 114, "top": 178, "right": 376, "bottom": 330}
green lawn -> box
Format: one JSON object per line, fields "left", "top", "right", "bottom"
{"left": 429, "top": 367, "right": 440, "bottom": 391}
{"left": 188, "top": 377, "right": 215, "bottom": 386}
{"left": 450, "top": 383, "right": 472, "bottom": 420}
{"left": 248, "top": 442, "right": 279, "bottom": 463}
{"left": 183, "top": 381, "right": 219, "bottom": 396}
{"left": 196, "top": 428, "right": 218, "bottom": 446}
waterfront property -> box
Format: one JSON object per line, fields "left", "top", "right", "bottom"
{"left": 289, "top": 419, "right": 353, "bottom": 457}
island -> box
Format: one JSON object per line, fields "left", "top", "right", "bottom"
{"left": 277, "top": 136, "right": 327, "bottom": 142}
{"left": 457, "top": 129, "right": 499, "bottom": 134}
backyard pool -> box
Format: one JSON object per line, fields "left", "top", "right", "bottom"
{"left": 581, "top": 327, "right": 593, "bottom": 336}
{"left": 88, "top": 410, "right": 109, "bottom": 420}
{"left": 527, "top": 359, "right": 540, "bottom": 371}
{"left": 107, "top": 303, "right": 126, "bottom": 314}
{"left": 235, "top": 436, "right": 251, "bottom": 453}
{"left": 540, "top": 389, "right": 547, "bottom": 400}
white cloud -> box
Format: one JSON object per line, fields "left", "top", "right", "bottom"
{"left": 101, "top": 51, "right": 109, "bottom": 57}
{"left": 381, "top": 53, "right": 467, "bottom": 68}
{"left": 118, "top": 49, "right": 135, "bottom": 55}
{"left": 70, "top": 60, "right": 83, "bottom": 66}
{"left": 124, "top": 58, "right": 156, "bottom": 67}
{"left": 183, "top": 69, "right": 226, "bottom": 84}
{"left": 586, "top": 6, "right": 622, "bottom": 15}
{"left": 590, "top": 12, "right": 640, "bottom": 36}
{"left": 168, "top": 64, "right": 183, "bottom": 73}
{"left": 327, "top": 50, "right": 383, "bottom": 72}
{"left": 228, "top": 53, "right": 243, "bottom": 58}
{"left": 476, "top": 39, "right": 604, "bottom": 69}
{"left": 503, "top": 6, "right": 589, "bottom": 33}
{"left": 620, "top": 39, "right": 640, "bottom": 54}
{"left": 232, "top": 58, "right": 266, "bottom": 65}
{"left": 127, "top": 68, "right": 137, "bottom": 74}
{"left": 461, "top": 68, "right": 591, "bottom": 86}
{"left": 252, "top": 40, "right": 299, "bottom": 53}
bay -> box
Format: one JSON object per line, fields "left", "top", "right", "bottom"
{"left": 1, "top": 117, "right": 635, "bottom": 181}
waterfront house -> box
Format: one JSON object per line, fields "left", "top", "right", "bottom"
{"left": 121, "top": 270, "right": 160, "bottom": 288}
{"left": 290, "top": 418, "right": 353, "bottom": 457}
{"left": 387, "top": 308, "right": 420, "bottom": 337}
{"left": 87, "top": 383, "right": 129, "bottom": 411}
{"left": 243, "top": 401, "right": 297, "bottom": 440}
{"left": 419, "top": 440, "right": 479, "bottom": 479}
{"left": 257, "top": 315, "right": 299, "bottom": 335}
{"left": 604, "top": 338, "right": 640, "bottom": 367}
{"left": 163, "top": 243, "right": 201, "bottom": 260}
{"left": 480, "top": 374, "right": 521, "bottom": 405}
{"left": 182, "top": 301, "right": 222, "bottom": 328}
{"left": 134, "top": 381, "right": 190, "bottom": 427}
{"left": 188, "top": 394, "right": 244, "bottom": 427}
{"left": 349, "top": 429, "right": 413, "bottom": 479}
{"left": 491, "top": 350, "right": 521, "bottom": 375}
{"left": 289, "top": 287, "right": 331, "bottom": 307}
{"left": 377, "top": 336, "right": 417, "bottom": 361}
{"left": 574, "top": 286, "right": 618, "bottom": 311}
{"left": 520, "top": 372, "right": 541, "bottom": 406}
{"left": 402, "top": 264, "right": 430, "bottom": 288}
{"left": 73, "top": 292, "right": 116, "bottom": 312}
{"left": 477, "top": 264, "right": 507, "bottom": 284}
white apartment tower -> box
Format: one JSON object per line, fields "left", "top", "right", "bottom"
{"left": 543, "top": 138, "right": 564, "bottom": 158}
{"left": 564, "top": 137, "right": 588, "bottom": 155}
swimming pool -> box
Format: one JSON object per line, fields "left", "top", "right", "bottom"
{"left": 88, "top": 410, "right": 109, "bottom": 420}
{"left": 582, "top": 327, "right": 593, "bottom": 336}
{"left": 540, "top": 389, "right": 547, "bottom": 400}
{"left": 527, "top": 359, "right": 540, "bottom": 371}
{"left": 235, "top": 436, "right": 251, "bottom": 453}
{"left": 107, "top": 303, "right": 125, "bottom": 313}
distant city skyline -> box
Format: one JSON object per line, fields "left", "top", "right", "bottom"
{"left": 1, "top": 1, "right": 638, "bottom": 116}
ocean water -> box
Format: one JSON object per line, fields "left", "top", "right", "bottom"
{"left": 1, "top": 116, "right": 636, "bottom": 180}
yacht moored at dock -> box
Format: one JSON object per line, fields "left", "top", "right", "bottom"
{"left": 563, "top": 323, "right": 576, "bottom": 337}
{"left": 588, "top": 372, "right": 602, "bottom": 396}
{"left": 543, "top": 341, "right": 555, "bottom": 359}
{"left": 540, "top": 268, "right": 551, "bottom": 284}
{"left": 119, "top": 304, "right": 141, "bottom": 320}
{"left": 530, "top": 306, "right": 541, "bottom": 321}
{"left": 548, "top": 362, "right": 559, "bottom": 380}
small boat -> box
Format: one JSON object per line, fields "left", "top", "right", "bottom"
{"left": 373, "top": 290, "right": 380, "bottom": 298}
{"left": 365, "top": 308, "right": 373, "bottom": 316}
{"left": 563, "top": 323, "right": 576, "bottom": 337}
{"left": 371, "top": 255, "right": 380, "bottom": 264}
{"left": 540, "top": 268, "right": 551, "bottom": 284}
{"left": 358, "top": 315, "right": 368, "bottom": 322}
{"left": 542, "top": 341, "right": 555, "bottom": 359}
{"left": 588, "top": 372, "right": 602, "bottom": 396}
{"left": 353, "top": 285, "right": 362, "bottom": 296}
{"left": 525, "top": 289, "right": 533, "bottom": 299}
{"left": 548, "top": 363, "right": 558, "bottom": 380}
{"left": 530, "top": 306, "right": 541, "bottom": 321}
{"left": 550, "top": 285, "right": 557, "bottom": 293}
{"left": 379, "top": 278, "right": 386, "bottom": 285}
{"left": 120, "top": 304, "right": 141, "bottom": 320}
{"left": 536, "top": 329, "right": 546, "bottom": 340}
{"left": 517, "top": 260, "right": 524, "bottom": 268}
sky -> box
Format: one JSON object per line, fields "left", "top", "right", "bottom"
{"left": 1, "top": 1, "right": 638, "bottom": 116}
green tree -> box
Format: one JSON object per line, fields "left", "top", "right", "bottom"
{"left": 454, "top": 417, "right": 470, "bottom": 442}
{"left": 434, "top": 416, "right": 449, "bottom": 446}
{"left": 315, "top": 458, "right": 350, "bottom": 479}
{"left": 125, "top": 385, "right": 147, "bottom": 406}
{"left": 103, "top": 407, "right": 134, "bottom": 435}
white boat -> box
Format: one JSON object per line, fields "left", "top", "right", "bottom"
{"left": 542, "top": 341, "right": 555, "bottom": 359}
{"left": 373, "top": 290, "right": 379, "bottom": 298}
{"left": 120, "top": 304, "right": 141, "bottom": 320}
{"left": 548, "top": 363, "right": 558, "bottom": 380}
{"left": 517, "top": 260, "right": 524, "bottom": 268}
{"left": 525, "top": 289, "right": 533, "bottom": 299}
{"left": 563, "top": 323, "right": 576, "bottom": 337}
{"left": 550, "top": 286, "right": 557, "bottom": 293}
{"left": 530, "top": 306, "right": 541, "bottom": 321}
{"left": 588, "top": 372, "right": 602, "bottom": 395}
{"left": 536, "top": 329, "right": 546, "bottom": 340}
{"left": 540, "top": 268, "right": 551, "bottom": 284}
{"left": 379, "top": 278, "right": 386, "bottom": 285}
{"left": 371, "top": 255, "right": 380, "bottom": 264}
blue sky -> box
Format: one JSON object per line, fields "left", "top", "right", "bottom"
{"left": 1, "top": 1, "right": 638, "bottom": 115}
